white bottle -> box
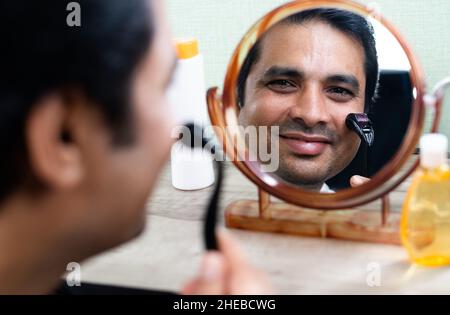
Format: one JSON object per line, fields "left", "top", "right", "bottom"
{"left": 168, "top": 38, "right": 215, "bottom": 190}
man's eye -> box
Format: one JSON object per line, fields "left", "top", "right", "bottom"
{"left": 327, "top": 87, "right": 354, "bottom": 100}
{"left": 266, "top": 80, "right": 296, "bottom": 93}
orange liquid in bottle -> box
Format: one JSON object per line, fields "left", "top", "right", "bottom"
{"left": 401, "top": 164, "right": 450, "bottom": 267}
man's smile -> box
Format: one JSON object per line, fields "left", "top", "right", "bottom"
{"left": 280, "top": 132, "right": 332, "bottom": 156}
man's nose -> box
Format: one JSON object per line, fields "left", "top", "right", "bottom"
{"left": 288, "top": 84, "right": 331, "bottom": 127}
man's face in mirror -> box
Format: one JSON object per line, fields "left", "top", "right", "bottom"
{"left": 239, "top": 19, "right": 366, "bottom": 191}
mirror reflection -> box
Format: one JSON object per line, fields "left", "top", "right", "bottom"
{"left": 236, "top": 8, "right": 413, "bottom": 193}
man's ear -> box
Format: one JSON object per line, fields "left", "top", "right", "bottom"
{"left": 26, "top": 93, "right": 84, "bottom": 190}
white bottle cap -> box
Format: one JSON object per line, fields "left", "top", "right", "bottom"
{"left": 420, "top": 133, "right": 448, "bottom": 169}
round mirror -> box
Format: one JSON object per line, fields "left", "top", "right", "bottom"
{"left": 207, "top": 0, "right": 437, "bottom": 209}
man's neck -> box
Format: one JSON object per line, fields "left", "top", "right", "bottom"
{"left": 299, "top": 183, "right": 324, "bottom": 192}
{"left": 0, "top": 194, "right": 85, "bottom": 294}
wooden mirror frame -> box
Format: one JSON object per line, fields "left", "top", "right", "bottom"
{"left": 207, "top": 0, "right": 437, "bottom": 210}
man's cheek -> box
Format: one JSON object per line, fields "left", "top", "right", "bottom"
{"left": 253, "top": 101, "right": 287, "bottom": 125}
{"left": 343, "top": 134, "right": 361, "bottom": 160}
{"left": 151, "top": 115, "right": 172, "bottom": 156}
{"left": 137, "top": 102, "right": 171, "bottom": 156}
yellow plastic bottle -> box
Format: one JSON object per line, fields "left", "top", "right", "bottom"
{"left": 401, "top": 133, "right": 450, "bottom": 267}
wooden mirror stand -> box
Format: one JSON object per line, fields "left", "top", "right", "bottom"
{"left": 225, "top": 189, "right": 400, "bottom": 245}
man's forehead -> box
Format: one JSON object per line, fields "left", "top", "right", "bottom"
{"left": 256, "top": 20, "right": 365, "bottom": 79}
{"left": 147, "top": 0, "right": 177, "bottom": 77}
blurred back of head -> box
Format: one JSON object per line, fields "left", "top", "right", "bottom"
{"left": 0, "top": 0, "right": 153, "bottom": 203}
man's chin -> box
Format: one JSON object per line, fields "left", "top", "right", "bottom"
{"left": 108, "top": 210, "right": 148, "bottom": 249}
{"left": 275, "top": 159, "right": 331, "bottom": 187}
{"left": 125, "top": 211, "right": 148, "bottom": 241}
{"left": 275, "top": 171, "right": 328, "bottom": 191}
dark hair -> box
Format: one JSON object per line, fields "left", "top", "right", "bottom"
{"left": 0, "top": 0, "right": 154, "bottom": 202}
{"left": 237, "top": 8, "right": 379, "bottom": 112}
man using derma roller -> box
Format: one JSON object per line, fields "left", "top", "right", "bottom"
{"left": 238, "top": 8, "right": 378, "bottom": 192}
{"left": 0, "top": 0, "right": 271, "bottom": 294}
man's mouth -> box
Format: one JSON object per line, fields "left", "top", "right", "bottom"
{"left": 280, "top": 133, "right": 332, "bottom": 156}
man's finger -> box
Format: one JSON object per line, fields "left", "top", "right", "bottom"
{"left": 350, "top": 175, "right": 370, "bottom": 187}
{"left": 217, "top": 230, "right": 274, "bottom": 295}
{"left": 182, "top": 252, "right": 226, "bottom": 295}
{"left": 217, "top": 229, "right": 249, "bottom": 269}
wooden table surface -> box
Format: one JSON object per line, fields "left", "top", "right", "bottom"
{"left": 81, "top": 160, "right": 450, "bottom": 294}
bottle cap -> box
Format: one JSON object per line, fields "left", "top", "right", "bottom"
{"left": 174, "top": 38, "right": 199, "bottom": 59}
{"left": 420, "top": 133, "right": 448, "bottom": 169}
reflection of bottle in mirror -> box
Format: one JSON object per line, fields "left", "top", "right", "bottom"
{"left": 168, "top": 38, "right": 214, "bottom": 190}
{"left": 401, "top": 134, "right": 450, "bottom": 267}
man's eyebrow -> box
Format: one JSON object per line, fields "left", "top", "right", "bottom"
{"left": 326, "top": 74, "right": 360, "bottom": 94}
{"left": 261, "top": 66, "right": 304, "bottom": 80}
